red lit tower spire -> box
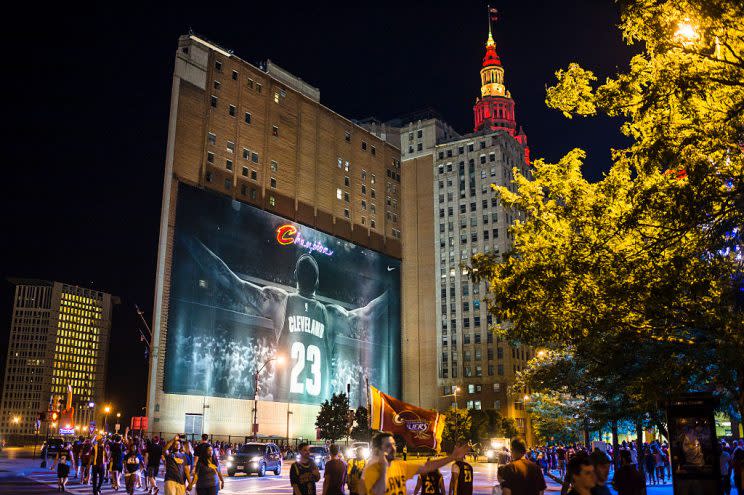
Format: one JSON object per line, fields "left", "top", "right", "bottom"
{"left": 473, "top": 10, "right": 529, "bottom": 162}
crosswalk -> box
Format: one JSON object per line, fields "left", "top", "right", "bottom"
{"left": 24, "top": 470, "right": 162, "bottom": 494}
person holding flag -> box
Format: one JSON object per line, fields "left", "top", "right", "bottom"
{"left": 362, "top": 432, "right": 469, "bottom": 495}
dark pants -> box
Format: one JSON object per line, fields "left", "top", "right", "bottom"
{"left": 92, "top": 465, "right": 105, "bottom": 494}
{"left": 196, "top": 486, "right": 218, "bottom": 495}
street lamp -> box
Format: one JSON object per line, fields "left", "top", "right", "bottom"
{"left": 675, "top": 19, "right": 700, "bottom": 46}
{"left": 252, "top": 355, "right": 285, "bottom": 438}
{"left": 12, "top": 416, "right": 20, "bottom": 424}
{"left": 104, "top": 405, "right": 111, "bottom": 433}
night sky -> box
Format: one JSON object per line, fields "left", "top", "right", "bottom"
{"left": 1, "top": 2, "right": 636, "bottom": 422}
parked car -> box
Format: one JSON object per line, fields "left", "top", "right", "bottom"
{"left": 40, "top": 438, "right": 64, "bottom": 458}
{"left": 226, "top": 442, "right": 282, "bottom": 477}
{"left": 296, "top": 445, "right": 330, "bottom": 470}
{"left": 344, "top": 442, "right": 371, "bottom": 460}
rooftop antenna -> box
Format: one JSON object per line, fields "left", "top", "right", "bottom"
{"left": 488, "top": 5, "right": 499, "bottom": 36}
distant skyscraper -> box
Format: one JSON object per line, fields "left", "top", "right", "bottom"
{"left": 397, "top": 21, "right": 534, "bottom": 442}
{"left": 0, "top": 279, "right": 113, "bottom": 437}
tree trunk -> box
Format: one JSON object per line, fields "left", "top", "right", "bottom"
{"left": 636, "top": 418, "right": 645, "bottom": 476}
{"left": 654, "top": 419, "right": 669, "bottom": 442}
{"left": 611, "top": 419, "right": 620, "bottom": 469}
{"left": 583, "top": 418, "right": 590, "bottom": 447}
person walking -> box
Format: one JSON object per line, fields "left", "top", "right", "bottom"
{"left": 187, "top": 444, "right": 224, "bottom": 495}
{"left": 89, "top": 435, "right": 109, "bottom": 495}
{"left": 347, "top": 447, "right": 367, "bottom": 495}
{"left": 413, "top": 458, "right": 445, "bottom": 495}
{"left": 448, "top": 442, "right": 474, "bottom": 495}
{"left": 565, "top": 453, "right": 596, "bottom": 495}
{"left": 291, "top": 443, "right": 322, "bottom": 495}
{"left": 123, "top": 447, "right": 144, "bottom": 495}
{"left": 110, "top": 434, "right": 125, "bottom": 491}
{"left": 163, "top": 435, "right": 191, "bottom": 495}
{"left": 362, "top": 432, "right": 468, "bottom": 495}
{"left": 497, "top": 437, "right": 547, "bottom": 495}
{"left": 612, "top": 450, "right": 645, "bottom": 495}
{"left": 322, "top": 444, "right": 347, "bottom": 495}
{"left": 52, "top": 441, "right": 74, "bottom": 492}
{"left": 589, "top": 450, "right": 611, "bottom": 495}
{"left": 80, "top": 438, "right": 93, "bottom": 485}
{"left": 144, "top": 435, "right": 163, "bottom": 495}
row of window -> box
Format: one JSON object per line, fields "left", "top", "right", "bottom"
{"left": 441, "top": 364, "right": 503, "bottom": 378}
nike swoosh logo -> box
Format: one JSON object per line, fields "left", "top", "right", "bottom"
{"left": 387, "top": 266, "right": 396, "bottom": 271}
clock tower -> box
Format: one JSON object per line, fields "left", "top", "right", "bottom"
{"left": 473, "top": 21, "right": 529, "bottom": 163}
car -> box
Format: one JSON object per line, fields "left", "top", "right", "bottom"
{"left": 344, "top": 442, "right": 371, "bottom": 460}
{"left": 40, "top": 438, "right": 64, "bottom": 459}
{"left": 296, "top": 445, "right": 330, "bottom": 470}
{"left": 226, "top": 442, "right": 282, "bottom": 477}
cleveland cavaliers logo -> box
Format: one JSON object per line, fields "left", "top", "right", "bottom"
{"left": 393, "top": 410, "right": 432, "bottom": 439}
{"left": 276, "top": 224, "right": 334, "bottom": 256}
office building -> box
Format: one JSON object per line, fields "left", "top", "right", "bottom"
{"left": 0, "top": 279, "right": 113, "bottom": 437}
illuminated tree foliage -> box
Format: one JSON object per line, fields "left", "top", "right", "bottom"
{"left": 471, "top": 0, "right": 744, "bottom": 428}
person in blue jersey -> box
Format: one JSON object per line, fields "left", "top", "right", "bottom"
{"left": 186, "top": 238, "right": 388, "bottom": 404}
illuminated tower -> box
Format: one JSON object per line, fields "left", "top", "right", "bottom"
{"left": 473, "top": 22, "right": 530, "bottom": 163}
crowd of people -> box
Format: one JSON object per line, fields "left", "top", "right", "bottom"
{"left": 48, "top": 431, "right": 230, "bottom": 495}
{"left": 43, "top": 428, "right": 744, "bottom": 495}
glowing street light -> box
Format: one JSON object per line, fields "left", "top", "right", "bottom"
{"left": 675, "top": 19, "right": 700, "bottom": 46}
{"left": 12, "top": 416, "right": 20, "bottom": 424}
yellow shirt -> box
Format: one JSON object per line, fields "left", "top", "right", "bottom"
{"left": 363, "top": 460, "right": 419, "bottom": 495}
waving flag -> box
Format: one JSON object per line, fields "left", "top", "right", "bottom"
{"left": 369, "top": 385, "right": 445, "bottom": 451}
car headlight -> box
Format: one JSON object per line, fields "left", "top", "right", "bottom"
{"left": 345, "top": 448, "right": 353, "bottom": 458}
{"left": 362, "top": 448, "right": 371, "bottom": 459}
{"left": 228, "top": 456, "right": 235, "bottom": 461}
{"left": 486, "top": 449, "right": 495, "bottom": 458}
{"left": 251, "top": 456, "right": 262, "bottom": 462}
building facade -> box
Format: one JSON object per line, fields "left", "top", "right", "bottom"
{"left": 148, "top": 35, "right": 403, "bottom": 439}
{"left": 399, "top": 26, "right": 535, "bottom": 442}
{"left": 0, "top": 280, "right": 113, "bottom": 437}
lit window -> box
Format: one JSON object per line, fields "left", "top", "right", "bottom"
{"left": 274, "top": 92, "right": 280, "bottom": 103}
{"left": 337, "top": 188, "right": 343, "bottom": 200}
{"left": 226, "top": 141, "right": 235, "bottom": 153}
{"left": 269, "top": 196, "right": 275, "bottom": 206}
{"left": 344, "top": 161, "right": 350, "bottom": 172}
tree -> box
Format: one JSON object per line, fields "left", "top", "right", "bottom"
{"left": 315, "top": 393, "right": 350, "bottom": 443}
{"left": 472, "top": 0, "right": 744, "bottom": 428}
{"left": 350, "top": 406, "right": 372, "bottom": 442}
{"left": 441, "top": 408, "right": 471, "bottom": 452}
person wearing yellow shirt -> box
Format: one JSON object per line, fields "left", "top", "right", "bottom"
{"left": 363, "top": 433, "right": 469, "bottom": 495}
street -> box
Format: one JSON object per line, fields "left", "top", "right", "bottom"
{"left": 0, "top": 447, "right": 569, "bottom": 495}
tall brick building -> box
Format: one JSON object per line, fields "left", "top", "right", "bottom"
{"left": 147, "top": 35, "right": 402, "bottom": 438}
